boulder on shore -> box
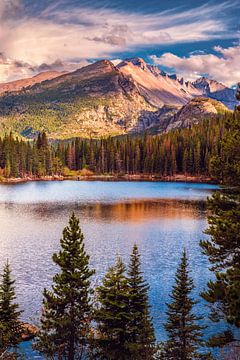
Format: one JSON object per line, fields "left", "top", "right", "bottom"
{"left": 21, "top": 323, "right": 39, "bottom": 341}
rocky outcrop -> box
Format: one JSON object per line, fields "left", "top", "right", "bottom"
{"left": 166, "top": 97, "right": 228, "bottom": 132}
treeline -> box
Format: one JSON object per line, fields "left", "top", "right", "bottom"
{"left": 1, "top": 111, "right": 239, "bottom": 179}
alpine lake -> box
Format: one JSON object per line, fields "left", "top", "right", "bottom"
{"left": 0, "top": 180, "right": 224, "bottom": 359}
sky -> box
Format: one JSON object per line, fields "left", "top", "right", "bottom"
{"left": 0, "top": 0, "right": 239, "bottom": 86}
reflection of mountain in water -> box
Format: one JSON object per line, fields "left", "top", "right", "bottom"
{"left": 4, "top": 199, "right": 206, "bottom": 223}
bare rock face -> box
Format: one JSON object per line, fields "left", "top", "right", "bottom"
{"left": 117, "top": 58, "right": 197, "bottom": 107}
{"left": 166, "top": 97, "right": 228, "bottom": 132}
{"left": 117, "top": 59, "right": 237, "bottom": 110}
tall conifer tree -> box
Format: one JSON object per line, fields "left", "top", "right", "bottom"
{"left": 94, "top": 256, "right": 131, "bottom": 360}
{"left": 0, "top": 261, "right": 22, "bottom": 354}
{"left": 163, "top": 250, "right": 205, "bottom": 360}
{"left": 127, "top": 244, "right": 155, "bottom": 359}
{"left": 35, "top": 213, "right": 95, "bottom": 360}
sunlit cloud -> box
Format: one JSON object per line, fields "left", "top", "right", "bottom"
{"left": 150, "top": 45, "right": 240, "bottom": 87}
{"left": 0, "top": 0, "right": 239, "bottom": 82}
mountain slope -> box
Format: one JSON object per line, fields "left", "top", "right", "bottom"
{"left": 117, "top": 58, "right": 236, "bottom": 109}
{"left": 117, "top": 58, "right": 199, "bottom": 107}
{"left": 0, "top": 60, "right": 156, "bottom": 138}
{"left": 0, "top": 71, "right": 65, "bottom": 95}
{"left": 0, "top": 58, "right": 234, "bottom": 139}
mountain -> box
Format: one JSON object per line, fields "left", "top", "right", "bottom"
{"left": 118, "top": 58, "right": 236, "bottom": 109}
{"left": 165, "top": 97, "right": 228, "bottom": 132}
{"left": 0, "top": 60, "right": 155, "bottom": 138}
{"left": 192, "top": 77, "right": 236, "bottom": 109}
{"left": 117, "top": 58, "right": 198, "bottom": 107}
{"left": 0, "top": 71, "right": 65, "bottom": 95}
{"left": 0, "top": 58, "right": 235, "bottom": 138}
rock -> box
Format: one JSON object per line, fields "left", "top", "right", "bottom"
{"left": 166, "top": 97, "right": 229, "bottom": 132}
{"left": 21, "top": 323, "right": 39, "bottom": 341}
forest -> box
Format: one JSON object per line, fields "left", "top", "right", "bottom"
{"left": 0, "top": 106, "right": 239, "bottom": 359}
{"left": 0, "top": 111, "right": 239, "bottom": 180}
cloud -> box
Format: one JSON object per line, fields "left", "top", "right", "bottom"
{"left": 0, "top": 0, "right": 239, "bottom": 82}
{"left": 150, "top": 45, "right": 240, "bottom": 87}
{"left": 0, "top": 53, "right": 90, "bottom": 82}
{"left": 0, "top": 0, "right": 22, "bottom": 20}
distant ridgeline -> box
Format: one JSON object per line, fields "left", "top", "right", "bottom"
{"left": 0, "top": 111, "right": 238, "bottom": 180}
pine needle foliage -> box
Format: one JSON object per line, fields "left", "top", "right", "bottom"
{"left": 164, "top": 250, "right": 205, "bottom": 360}
{"left": 35, "top": 213, "right": 95, "bottom": 360}
{"left": 94, "top": 256, "right": 131, "bottom": 360}
{"left": 0, "top": 261, "right": 22, "bottom": 354}
{"left": 200, "top": 109, "right": 240, "bottom": 346}
{"left": 127, "top": 244, "right": 155, "bottom": 359}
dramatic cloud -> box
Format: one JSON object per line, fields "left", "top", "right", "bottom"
{"left": 150, "top": 45, "right": 240, "bottom": 87}
{"left": 0, "top": 0, "right": 239, "bottom": 82}
{"left": 0, "top": 52, "right": 90, "bottom": 82}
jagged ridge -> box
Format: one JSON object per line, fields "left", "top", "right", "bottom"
{"left": 0, "top": 58, "right": 235, "bottom": 138}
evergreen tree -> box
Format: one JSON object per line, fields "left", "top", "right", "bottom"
{"left": 163, "top": 250, "right": 205, "bottom": 360}
{"left": 94, "top": 256, "right": 131, "bottom": 360}
{"left": 200, "top": 109, "right": 240, "bottom": 347}
{"left": 0, "top": 261, "right": 22, "bottom": 354}
{"left": 127, "top": 244, "right": 155, "bottom": 359}
{"left": 236, "top": 83, "right": 240, "bottom": 111}
{"left": 35, "top": 213, "right": 95, "bottom": 360}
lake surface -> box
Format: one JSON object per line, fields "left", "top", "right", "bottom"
{"left": 0, "top": 181, "right": 221, "bottom": 358}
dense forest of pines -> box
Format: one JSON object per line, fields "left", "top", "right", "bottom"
{"left": 0, "top": 111, "right": 239, "bottom": 179}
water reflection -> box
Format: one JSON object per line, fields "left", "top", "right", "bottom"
{"left": 3, "top": 199, "right": 205, "bottom": 222}
{"left": 0, "top": 181, "right": 222, "bottom": 359}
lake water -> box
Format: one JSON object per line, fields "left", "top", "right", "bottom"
{"left": 0, "top": 181, "right": 221, "bottom": 358}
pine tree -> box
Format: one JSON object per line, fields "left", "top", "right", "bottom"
{"left": 127, "top": 244, "right": 155, "bottom": 359}
{"left": 0, "top": 261, "right": 22, "bottom": 353}
{"left": 200, "top": 109, "right": 240, "bottom": 347}
{"left": 94, "top": 256, "right": 131, "bottom": 360}
{"left": 35, "top": 213, "right": 95, "bottom": 360}
{"left": 236, "top": 83, "right": 240, "bottom": 111}
{"left": 164, "top": 250, "right": 205, "bottom": 360}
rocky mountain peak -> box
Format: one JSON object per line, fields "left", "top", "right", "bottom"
{"left": 71, "top": 59, "right": 116, "bottom": 77}
{"left": 126, "top": 57, "right": 147, "bottom": 69}
{"left": 193, "top": 77, "right": 226, "bottom": 94}
{"left": 117, "top": 58, "right": 148, "bottom": 71}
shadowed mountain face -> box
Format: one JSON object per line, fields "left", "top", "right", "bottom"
{"left": 0, "top": 58, "right": 235, "bottom": 138}
{"left": 192, "top": 77, "right": 236, "bottom": 109}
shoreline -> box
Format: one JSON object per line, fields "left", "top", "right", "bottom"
{"left": 0, "top": 174, "right": 218, "bottom": 184}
